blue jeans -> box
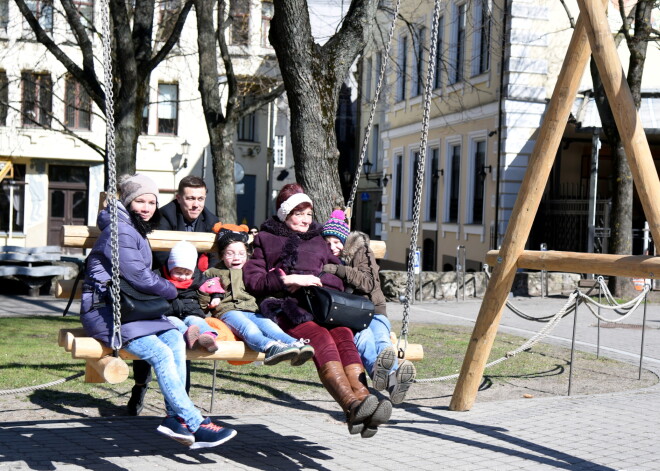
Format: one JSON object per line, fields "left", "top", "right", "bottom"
{"left": 123, "top": 328, "right": 203, "bottom": 432}
{"left": 354, "top": 314, "right": 397, "bottom": 377}
{"left": 183, "top": 316, "right": 217, "bottom": 335}
{"left": 221, "top": 310, "right": 298, "bottom": 352}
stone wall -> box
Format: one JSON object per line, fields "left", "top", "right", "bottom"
{"left": 379, "top": 270, "right": 581, "bottom": 301}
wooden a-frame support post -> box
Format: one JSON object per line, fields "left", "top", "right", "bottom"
{"left": 450, "top": 0, "right": 660, "bottom": 411}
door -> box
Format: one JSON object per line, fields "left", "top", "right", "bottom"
{"left": 236, "top": 174, "right": 256, "bottom": 228}
{"left": 48, "top": 166, "right": 88, "bottom": 253}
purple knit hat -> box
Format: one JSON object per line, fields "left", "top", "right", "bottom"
{"left": 322, "top": 209, "right": 350, "bottom": 244}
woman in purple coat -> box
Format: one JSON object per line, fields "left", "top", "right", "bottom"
{"left": 244, "top": 183, "right": 390, "bottom": 438}
{"left": 80, "top": 173, "right": 235, "bottom": 449}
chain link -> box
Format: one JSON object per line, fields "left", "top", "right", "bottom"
{"left": 398, "top": 0, "right": 443, "bottom": 355}
{"left": 100, "top": 0, "right": 121, "bottom": 351}
{"left": 346, "top": 0, "right": 401, "bottom": 210}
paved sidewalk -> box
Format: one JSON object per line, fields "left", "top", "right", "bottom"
{"left": 1, "top": 294, "right": 660, "bottom": 470}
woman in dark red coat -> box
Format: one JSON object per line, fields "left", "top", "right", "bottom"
{"left": 244, "top": 184, "right": 388, "bottom": 437}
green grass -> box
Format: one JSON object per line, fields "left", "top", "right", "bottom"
{"left": 0, "top": 316, "right": 649, "bottom": 412}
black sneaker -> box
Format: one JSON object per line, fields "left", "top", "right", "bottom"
{"left": 263, "top": 342, "right": 299, "bottom": 366}
{"left": 191, "top": 417, "right": 237, "bottom": 449}
{"left": 156, "top": 416, "right": 195, "bottom": 446}
{"left": 127, "top": 384, "right": 148, "bottom": 416}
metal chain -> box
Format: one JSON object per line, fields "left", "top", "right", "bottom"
{"left": 398, "top": 0, "right": 443, "bottom": 357}
{"left": 100, "top": 0, "right": 121, "bottom": 352}
{"left": 346, "top": 0, "right": 401, "bottom": 210}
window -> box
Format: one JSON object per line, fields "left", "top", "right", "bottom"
{"left": 65, "top": 77, "right": 91, "bottom": 130}
{"left": 446, "top": 143, "right": 461, "bottom": 222}
{"left": 231, "top": 0, "right": 250, "bottom": 46}
{"left": 371, "top": 124, "right": 379, "bottom": 172}
{"left": 24, "top": 0, "right": 53, "bottom": 33}
{"left": 274, "top": 135, "right": 286, "bottom": 167}
{"left": 450, "top": 3, "right": 466, "bottom": 84}
{"left": 396, "top": 35, "right": 407, "bottom": 101}
{"left": 0, "top": 71, "right": 7, "bottom": 126}
{"left": 261, "top": 0, "right": 273, "bottom": 47}
{"left": 74, "top": 0, "right": 93, "bottom": 29}
{"left": 407, "top": 150, "right": 421, "bottom": 219}
{"left": 21, "top": 72, "right": 52, "bottom": 128}
{"left": 157, "top": 83, "right": 178, "bottom": 135}
{"left": 393, "top": 153, "right": 403, "bottom": 220}
{"left": 237, "top": 96, "right": 256, "bottom": 141}
{"left": 471, "top": 140, "right": 486, "bottom": 224}
{"left": 0, "top": 0, "right": 9, "bottom": 33}
{"left": 434, "top": 17, "right": 444, "bottom": 89}
{"left": 411, "top": 27, "right": 425, "bottom": 97}
{"left": 141, "top": 104, "right": 149, "bottom": 134}
{"left": 426, "top": 148, "right": 439, "bottom": 222}
{"left": 0, "top": 164, "right": 26, "bottom": 233}
{"left": 472, "top": 0, "right": 491, "bottom": 76}
{"left": 157, "top": 0, "right": 180, "bottom": 42}
{"left": 365, "top": 57, "right": 373, "bottom": 101}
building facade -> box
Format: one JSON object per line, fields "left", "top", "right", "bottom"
{"left": 356, "top": 0, "right": 660, "bottom": 272}
{"left": 0, "top": 0, "right": 295, "bottom": 249}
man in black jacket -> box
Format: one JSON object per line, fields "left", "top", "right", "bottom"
{"left": 127, "top": 175, "right": 220, "bottom": 416}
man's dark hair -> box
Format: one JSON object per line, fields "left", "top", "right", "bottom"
{"left": 177, "top": 175, "right": 207, "bottom": 195}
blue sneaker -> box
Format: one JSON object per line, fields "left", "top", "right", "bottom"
{"left": 190, "top": 417, "right": 237, "bottom": 449}
{"left": 157, "top": 416, "right": 195, "bottom": 446}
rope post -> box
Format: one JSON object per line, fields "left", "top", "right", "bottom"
{"left": 597, "top": 277, "right": 602, "bottom": 358}
{"left": 568, "top": 294, "right": 579, "bottom": 396}
{"left": 638, "top": 287, "right": 648, "bottom": 380}
{"left": 210, "top": 360, "right": 218, "bottom": 414}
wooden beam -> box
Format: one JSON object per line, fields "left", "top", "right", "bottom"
{"left": 61, "top": 225, "right": 387, "bottom": 258}
{"left": 449, "top": 7, "right": 601, "bottom": 412}
{"left": 85, "top": 356, "right": 129, "bottom": 384}
{"left": 486, "top": 250, "right": 660, "bottom": 279}
{"left": 577, "top": 0, "right": 660, "bottom": 246}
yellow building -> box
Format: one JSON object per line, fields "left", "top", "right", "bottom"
{"left": 356, "top": 0, "right": 660, "bottom": 272}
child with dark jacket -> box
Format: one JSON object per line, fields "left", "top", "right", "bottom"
{"left": 199, "top": 224, "right": 315, "bottom": 366}
{"left": 162, "top": 240, "right": 221, "bottom": 353}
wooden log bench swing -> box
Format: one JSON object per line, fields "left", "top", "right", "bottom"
{"left": 449, "top": 0, "right": 660, "bottom": 411}
{"left": 58, "top": 225, "right": 424, "bottom": 384}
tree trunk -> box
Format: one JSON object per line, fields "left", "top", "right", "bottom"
{"left": 592, "top": 0, "right": 652, "bottom": 298}
{"left": 269, "top": 0, "right": 379, "bottom": 221}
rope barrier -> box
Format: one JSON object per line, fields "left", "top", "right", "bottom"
{"left": 0, "top": 372, "right": 85, "bottom": 396}
{"left": 414, "top": 274, "right": 651, "bottom": 384}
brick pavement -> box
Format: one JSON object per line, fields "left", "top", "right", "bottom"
{"left": 1, "top": 294, "right": 660, "bottom": 470}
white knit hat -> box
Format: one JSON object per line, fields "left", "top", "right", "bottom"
{"left": 168, "top": 241, "right": 198, "bottom": 272}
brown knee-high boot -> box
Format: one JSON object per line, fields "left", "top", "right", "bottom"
{"left": 318, "top": 361, "right": 378, "bottom": 430}
{"left": 344, "top": 363, "right": 371, "bottom": 401}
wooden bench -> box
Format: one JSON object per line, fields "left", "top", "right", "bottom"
{"left": 0, "top": 245, "right": 68, "bottom": 296}
{"left": 58, "top": 225, "right": 422, "bottom": 383}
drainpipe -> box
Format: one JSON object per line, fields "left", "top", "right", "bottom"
{"left": 493, "top": 0, "right": 509, "bottom": 250}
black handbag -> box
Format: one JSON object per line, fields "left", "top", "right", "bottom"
{"left": 117, "top": 277, "right": 170, "bottom": 324}
{"left": 302, "top": 285, "right": 374, "bottom": 331}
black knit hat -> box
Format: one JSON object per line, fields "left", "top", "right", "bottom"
{"left": 216, "top": 228, "right": 249, "bottom": 254}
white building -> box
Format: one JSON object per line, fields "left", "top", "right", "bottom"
{"left": 0, "top": 0, "right": 296, "bottom": 248}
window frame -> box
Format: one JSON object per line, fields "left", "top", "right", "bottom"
{"left": 396, "top": 34, "right": 408, "bottom": 102}
{"left": 411, "top": 26, "right": 425, "bottom": 97}
{"left": 468, "top": 135, "right": 487, "bottom": 225}
{"left": 156, "top": 82, "right": 179, "bottom": 136}
{"left": 444, "top": 137, "right": 462, "bottom": 223}
{"left": 392, "top": 152, "right": 403, "bottom": 220}
{"left": 65, "top": 77, "right": 92, "bottom": 130}
{"left": 449, "top": 2, "right": 466, "bottom": 84}
{"left": 274, "top": 134, "right": 286, "bottom": 167}
{"left": 471, "top": 0, "right": 491, "bottom": 77}
{"left": 230, "top": 0, "right": 250, "bottom": 46}
{"left": 425, "top": 147, "right": 440, "bottom": 222}
{"left": 21, "top": 71, "right": 53, "bottom": 128}
{"left": 0, "top": 70, "right": 7, "bottom": 126}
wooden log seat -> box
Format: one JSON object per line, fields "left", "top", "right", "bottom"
{"left": 58, "top": 328, "right": 424, "bottom": 384}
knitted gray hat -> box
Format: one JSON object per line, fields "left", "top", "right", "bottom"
{"left": 119, "top": 174, "right": 160, "bottom": 208}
